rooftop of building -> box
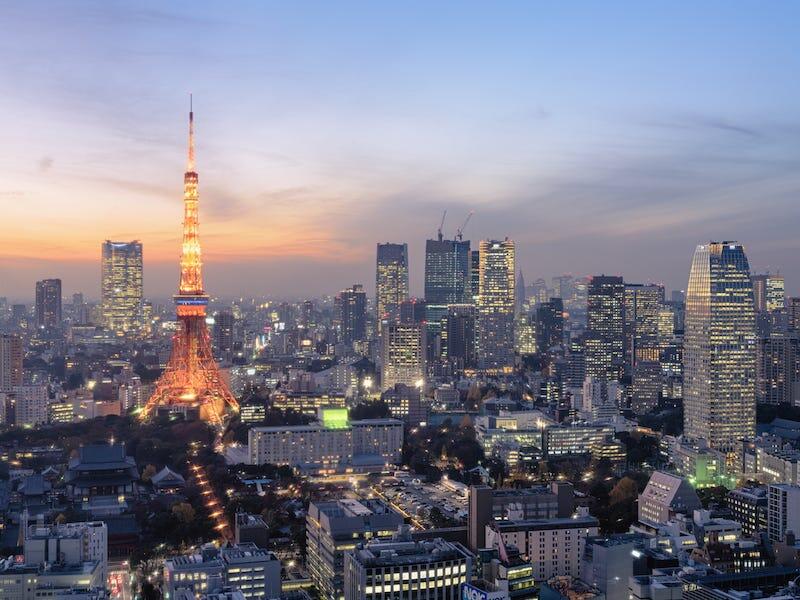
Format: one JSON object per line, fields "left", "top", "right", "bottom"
{"left": 493, "top": 515, "right": 598, "bottom": 532}
{"left": 67, "top": 443, "right": 136, "bottom": 472}
{"left": 351, "top": 529, "right": 470, "bottom": 568}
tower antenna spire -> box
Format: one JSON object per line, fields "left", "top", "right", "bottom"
{"left": 187, "top": 93, "right": 195, "bottom": 172}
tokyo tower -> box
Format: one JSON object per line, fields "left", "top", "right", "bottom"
{"left": 142, "top": 101, "right": 239, "bottom": 426}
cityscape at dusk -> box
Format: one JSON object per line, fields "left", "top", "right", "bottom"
{"left": 2, "top": 3, "right": 800, "bottom": 600}
{"left": 2, "top": 3, "right": 800, "bottom": 298}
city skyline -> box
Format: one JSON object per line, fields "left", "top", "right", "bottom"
{"left": 2, "top": 2, "right": 800, "bottom": 299}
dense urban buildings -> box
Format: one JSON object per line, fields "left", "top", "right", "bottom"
{"left": 684, "top": 242, "right": 757, "bottom": 457}
{"left": 100, "top": 240, "right": 143, "bottom": 336}
{"left": 2, "top": 14, "right": 799, "bottom": 600}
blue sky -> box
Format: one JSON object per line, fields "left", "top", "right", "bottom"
{"left": 1, "top": 1, "right": 799, "bottom": 299}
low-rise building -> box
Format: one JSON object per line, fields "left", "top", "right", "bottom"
{"left": 164, "top": 543, "right": 280, "bottom": 600}
{"left": 468, "top": 483, "right": 575, "bottom": 551}
{"left": 542, "top": 423, "right": 615, "bottom": 458}
{"left": 638, "top": 472, "right": 701, "bottom": 527}
{"left": 248, "top": 409, "right": 403, "bottom": 475}
{"left": 727, "top": 487, "right": 768, "bottom": 537}
{"left": 24, "top": 520, "right": 108, "bottom": 581}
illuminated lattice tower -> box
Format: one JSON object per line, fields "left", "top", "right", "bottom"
{"left": 143, "top": 102, "right": 239, "bottom": 426}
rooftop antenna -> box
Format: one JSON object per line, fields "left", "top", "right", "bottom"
{"left": 187, "top": 93, "right": 195, "bottom": 172}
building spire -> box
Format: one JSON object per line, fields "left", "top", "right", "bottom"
{"left": 187, "top": 93, "right": 195, "bottom": 172}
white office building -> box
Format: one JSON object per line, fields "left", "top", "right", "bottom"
{"left": 767, "top": 483, "right": 800, "bottom": 542}
{"left": 248, "top": 410, "right": 402, "bottom": 475}
{"left": 344, "top": 527, "right": 472, "bottom": 600}
{"left": 485, "top": 514, "right": 598, "bottom": 582}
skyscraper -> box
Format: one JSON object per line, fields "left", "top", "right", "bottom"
{"left": 424, "top": 236, "right": 470, "bottom": 334}
{"left": 376, "top": 243, "right": 409, "bottom": 328}
{"left": 213, "top": 310, "right": 236, "bottom": 362}
{"left": 336, "top": 284, "right": 367, "bottom": 347}
{"left": 624, "top": 283, "right": 664, "bottom": 371}
{"left": 516, "top": 270, "right": 526, "bottom": 316}
{"left": 101, "top": 240, "right": 144, "bottom": 335}
{"left": 0, "top": 334, "right": 23, "bottom": 392}
{"left": 536, "top": 298, "right": 564, "bottom": 352}
{"left": 35, "top": 278, "right": 61, "bottom": 329}
{"left": 756, "top": 329, "right": 799, "bottom": 406}
{"left": 442, "top": 304, "right": 477, "bottom": 369}
{"left": 381, "top": 323, "right": 426, "bottom": 391}
{"left": 143, "top": 103, "right": 238, "bottom": 426}
{"left": 477, "top": 239, "right": 515, "bottom": 372}
{"left": 752, "top": 273, "right": 785, "bottom": 313}
{"left": 684, "top": 242, "right": 756, "bottom": 455}
{"left": 585, "top": 275, "right": 625, "bottom": 382}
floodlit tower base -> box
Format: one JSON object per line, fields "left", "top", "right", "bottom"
{"left": 143, "top": 309, "right": 237, "bottom": 427}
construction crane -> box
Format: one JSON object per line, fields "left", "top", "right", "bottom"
{"left": 456, "top": 211, "right": 474, "bottom": 241}
{"left": 437, "top": 210, "right": 447, "bottom": 241}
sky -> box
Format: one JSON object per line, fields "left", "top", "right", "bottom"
{"left": 1, "top": 1, "right": 800, "bottom": 301}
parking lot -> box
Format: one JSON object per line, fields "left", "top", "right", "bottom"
{"left": 366, "top": 473, "right": 469, "bottom": 529}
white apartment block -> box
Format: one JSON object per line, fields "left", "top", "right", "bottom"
{"left": 14, "top": 385, "right": 49, "bottom": 427}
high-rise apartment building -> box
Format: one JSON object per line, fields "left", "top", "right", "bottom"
{"left": 624, "top": 283, "right": 664, "bottom": 370}
{"left": 424, "top": 236, "right": 470, "bottom": 332}
{"left": 477, "top": 239, "right": 515, "bottom": 372}
{"left": 585, "top": 276, "right": 625, "bottom": 382}
{"left": 35, "top": 278, "right": 62, "bottom": 329}
{"left": 684, "top": 242, "right": 757, "bottom": 456}
{"left": 376, "top": 243, "right": 409, "bottom": 328}
{"left": 0, "top": 334, "right": 23, "bottom": 392}
{"left": 381, "top": 323, "right": 426, "bottom": 391}
{"left": 101, "top": 240, "right": 143, "bottom": 335}
{"left": 337, "top": 284, "right": 367, "bottom": 346}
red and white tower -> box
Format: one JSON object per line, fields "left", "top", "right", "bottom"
{"left": 143, "top": 101, "right": 239, "bottom": 426}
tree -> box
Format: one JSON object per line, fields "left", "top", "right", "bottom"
{"left": 609, "top": 476, "right": 639, "bottom": 505}
{"left": 350, "top": 400, "right": 392, "bottom": 420}
{"left": 142, "top": 464, "right": 157, "bottom": 483}
{"left": 171, "top": 502, "right": 196, "bottom": 524}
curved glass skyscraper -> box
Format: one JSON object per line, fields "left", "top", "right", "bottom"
{"left": 684, "top": 242, "right": 756, "bottom": 457}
